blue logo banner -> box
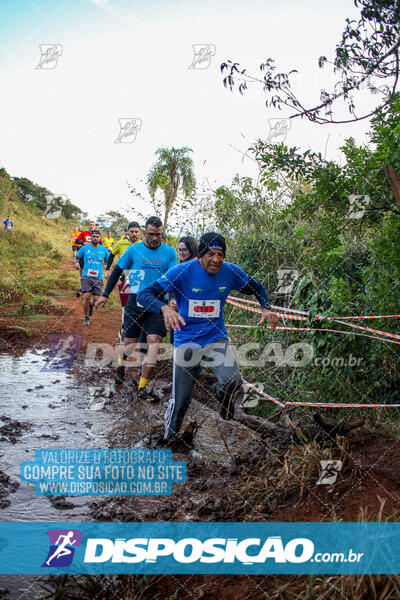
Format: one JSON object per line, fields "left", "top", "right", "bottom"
{"left": 0, "top": 522, "right": 399, "bottom": 574}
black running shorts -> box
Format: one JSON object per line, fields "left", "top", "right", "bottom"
{"left": 123, "top": 294, "right": 167, "bottom": 339}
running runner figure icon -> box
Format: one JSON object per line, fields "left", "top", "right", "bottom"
{"left": 46, "top": 531, "right": 76, "bottom": 565}
{"left": 42, "top": 529, "right": 82, "bottom": 567}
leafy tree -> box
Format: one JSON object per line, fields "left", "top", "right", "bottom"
{"left": 13, "top": 176, "right": 85, "bottom": 221}
{"left": 14, "top": 177, "right": 51, "bottom": 212}
{"left": 60, "top": 199, "right": 86, "bottom": 221}
{"left": 147, "top": 146, "right": 195, "bottom": 230}
{"left": 213, "top": 96, "right": 400, "bottom": 407}
{"left": 0, "top": 168, "right": 18, "bottom": 205}
{"left": 249, "top": 94, "right": 400, "bottom": 224}
{"left": 96, "top": 210, "right": 129, "bottom": 236}
{"left": 221, "top": 0, "right": 400, "bottom": 124}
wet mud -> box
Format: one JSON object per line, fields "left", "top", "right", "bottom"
{"left": 1, "top": 337, "right": 400, "bottom": 598}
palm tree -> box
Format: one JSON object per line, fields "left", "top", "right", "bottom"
{"left": 147, "top": 146, "right": 195, "bottom": 230}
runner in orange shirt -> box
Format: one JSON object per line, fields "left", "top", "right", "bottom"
{"left": 71, "top": 226, "right": 81, "bottom": 257}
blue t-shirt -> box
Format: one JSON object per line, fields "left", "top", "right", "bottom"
{"left": 157, "top": 259, "right": 250, "bottom": 347}
{"left": 117, "top": 241, "right": 177, "bottom": 295}
{"left": 77, "top": 244, "right": 109, "bottom": 280}
{"left": 3, "top": 219, "right": 13, "bottom": 231}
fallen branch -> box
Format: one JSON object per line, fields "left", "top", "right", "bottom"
{"left": 269, "top": 405, "right": 298, "bottom": 421}
{"left": 234, "top": 406, "right": 289, "bottom": 437}
{"left": 314, "top": 412, "right": 365, "bottom": 435}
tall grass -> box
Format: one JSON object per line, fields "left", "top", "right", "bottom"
{"left": 0, "top": 173, "right": 79, "bottom": 310}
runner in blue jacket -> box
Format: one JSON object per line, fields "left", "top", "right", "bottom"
{"left": 137, "top": 232, "right": 278, "bottom": 439}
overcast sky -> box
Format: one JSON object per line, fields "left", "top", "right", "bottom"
{"left": 0, "top": 0, "right": 373, "bottom": 224}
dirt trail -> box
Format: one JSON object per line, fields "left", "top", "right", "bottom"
{"left": 0, "top": 259, "right": 122, "bottom": 353}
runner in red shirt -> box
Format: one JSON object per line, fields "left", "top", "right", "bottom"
{"left": 76, "top": 220, "right": 100, "bottom": 246}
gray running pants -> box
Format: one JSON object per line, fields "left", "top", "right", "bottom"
{"left": 164, "top": 338, "right": 240, "bottom": 439}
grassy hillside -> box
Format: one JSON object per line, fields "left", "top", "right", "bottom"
{"left": 0, "top": 169, "right": 80, "bottom": 313}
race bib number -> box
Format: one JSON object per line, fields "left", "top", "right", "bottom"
{"left": 188, "top": 299, "right": 220, "bottom": 318}
{"left": 87, "top": 268, "right": 99, "bottom": 277}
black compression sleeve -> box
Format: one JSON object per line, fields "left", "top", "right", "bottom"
{"left": 79, "top": 257, "right": 84, "bottom": 270}
{"left": 237, "top": 277, "right": 271, "bottom": 308}
{"left": 106, "top": 253, "right": 115, "bottom": 270}
{"left": 103, "top": 265, "right": 123, "bottom": 297}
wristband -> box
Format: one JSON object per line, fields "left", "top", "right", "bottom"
{"left": 102, "top": 292, "right": 109, "bottom": 298}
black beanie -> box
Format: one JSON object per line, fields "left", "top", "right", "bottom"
{"left": 198, "top": 232, "right": 226, "bottom": 258}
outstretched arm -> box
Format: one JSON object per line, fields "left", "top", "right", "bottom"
{"left": 238, "top": 276, "right": 270, "bottom": 307}
{"left": 137, "top": 281, "right": 186, "bottom": 331}
{"left": 106, "top": 252, "right": 115, "bottom": 270}
{"left": 95, "top": 265, "right": 123, "bottom": 309}
{"left": 238, "top": 277, "right": 278, "bottom": 329}
{"left": 137, "top": 281, "right": 171, "bottom": 314}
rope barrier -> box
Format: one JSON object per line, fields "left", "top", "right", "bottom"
{"left": 333, "top": 318, "right": 400, "bottom": 342}
{"left": 228, "top": 295, "right": 400, "bottom": 321}
{"left": 226, "top": 298, "right": 309, "bottom": 321}
{"left": 226, "top": 323, "right": 400, "bottom": 345}
{"left": 243, "top": 381, "right": 286, "bottom": 407}
{"left": 242, "top": 379, "right": 400, "bottom": 409}
{"left": 286, "top": 400, "right": 400, "bottom": 408}
{"left": 226, "top": 297, "right": 400, "bottom": 343}
{"left": 233, "top": 297, "right": 400, "bottom": 409}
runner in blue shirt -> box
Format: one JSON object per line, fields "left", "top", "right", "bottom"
{"left": 137, "top": 232, "right": 279, "bottom": 439}
{"left": 2, "top": 216, "right": 14, "bottom": 232}
{"left": 95, "top": 216, "right": 177, "bottom": 402}
{"left": 74, "top": 230, "right": 109, "bottom": 326}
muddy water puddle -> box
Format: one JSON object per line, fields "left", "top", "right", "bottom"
{"left": 0, "top": 349, "right": 121, "bottom": 598}
{"left": 0, "top": 349, "right": 259, "bottom": 598}
{"left": 0, "top": 350, "right": 116, "bottom": 521}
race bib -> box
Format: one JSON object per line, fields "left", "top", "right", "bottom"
{"left": 87, "top": 268, "right": 99, "bottom": 277}
{"left": 188, "top": 299, "right": 220, "bottom": 318}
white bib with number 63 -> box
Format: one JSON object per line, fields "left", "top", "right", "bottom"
{"left": 188, "top": 299, "right": 220, "bottom": 318}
